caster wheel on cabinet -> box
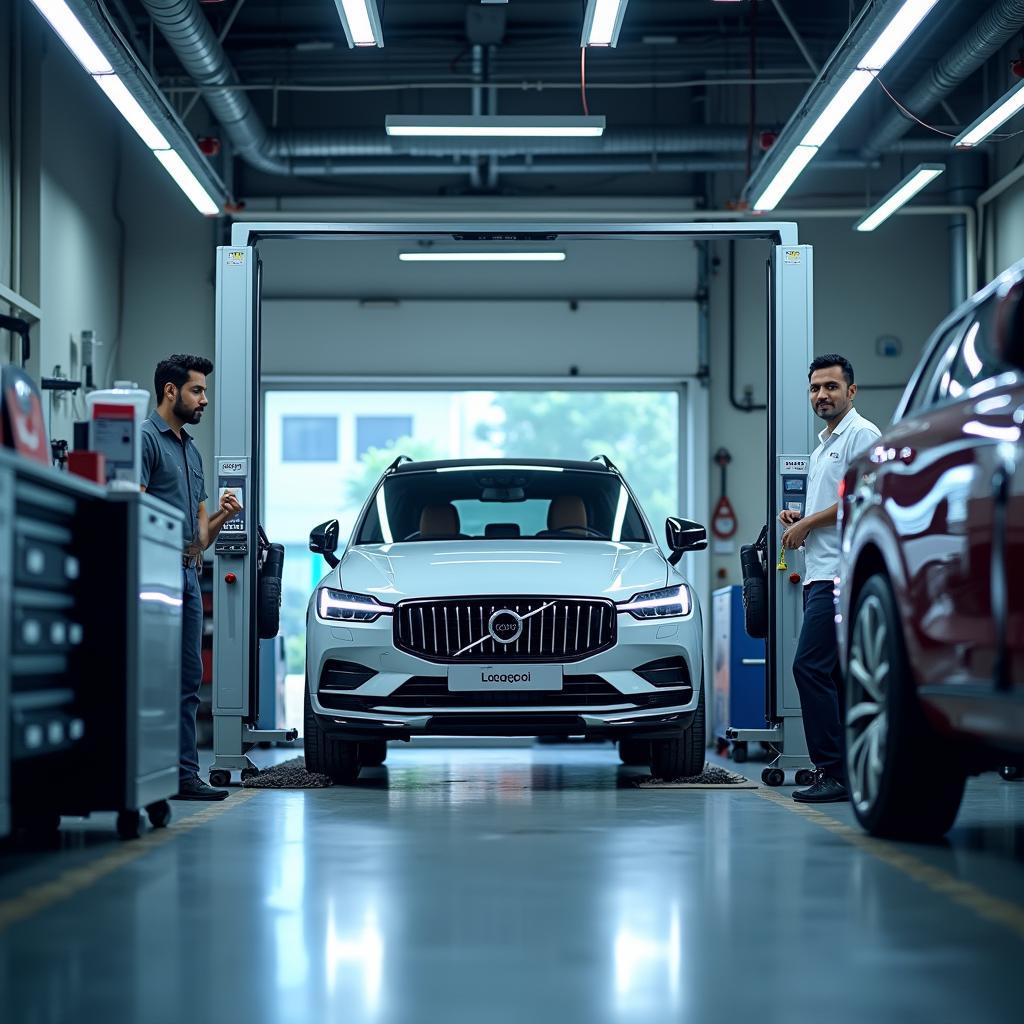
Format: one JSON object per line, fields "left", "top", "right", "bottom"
{"left": 240, "top": 768, "right": 260, "bottom": 782}
{"left": 117, "top": 810, "right": 142, "bottom": 841}
{"left": 794, "top": 769, "right": 816, "bottom": 787}
{"left": 732, "top": 743, "right": 749, "bottom": 764}
{"left": 209, "top": 769, "right": 231, "bottom": 788}
{"left": 761, "top": 768, "right": 786, "bottom": 787}
{"left": 146, "top": 801, "right": 172, "bottom": 829}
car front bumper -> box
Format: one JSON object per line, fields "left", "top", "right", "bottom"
{"left": 306, "top": 604, "right": 703, "bottom": 741}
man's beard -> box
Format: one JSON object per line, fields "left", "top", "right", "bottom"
{"left": 174, "top": 397, "right": 202, "bottom": 424}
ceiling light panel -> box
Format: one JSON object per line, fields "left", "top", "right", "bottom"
{"left": 855, "top": 164, "right": 945, "bottom": 232}
{"left": 333, "top": 0, "right": 383, "bottom": 48}
{"left": 398, "top": 253, "right": 567, "bottom": 262}
{"left": 582, "top": 0, "right": 630, "bottom": 48}
{"left": 750, "top": 0, "right": 941, "bottom": 211}
{"left": 385, "top": 115, "right": 606, "bottom": 137}
{"left": 29, "top": 0, "right": 113, "bottom": 74}
{"left": 954, "top": 78, "right": 1024, "bottom": 148}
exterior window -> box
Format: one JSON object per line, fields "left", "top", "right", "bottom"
{"left": 904, "top": 321, "right": 964, "bottom": 416}
{"left": 356, "top": 415, "right": 413, "bottom": 457}
{"left": 942, "top": 303, "right": 1011, "bottom": 401}
{"left": 282, "top": 416, "right": 338, "bottom": 462}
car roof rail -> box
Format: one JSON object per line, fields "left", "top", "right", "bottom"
{"left": 386, "top": 455, "right": 414, "bottom": 473}
{"left": 590, "top": 454, "right": 619, "bottom": 472}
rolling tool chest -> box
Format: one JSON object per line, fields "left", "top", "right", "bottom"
{"left": 0, "top": 448, "right": 184, "bottom": 839}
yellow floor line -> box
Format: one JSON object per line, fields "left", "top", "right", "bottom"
{"left": 756, "top": 786, "right": 1024, "bottom": 940}
{"left": 0, "top": 789, "right": 260, "bottom": 933}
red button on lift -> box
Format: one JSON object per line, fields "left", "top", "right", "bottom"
{"left": 789, "top": 573, "right": 801, "bottom": 585}
{"left": 224, "top": 572, "right": 237, "bottom": 585}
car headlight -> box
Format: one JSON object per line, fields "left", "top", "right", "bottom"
{"left": 618, "top": 584, "right": 691, "bottom": 620}
{"left": 316, "top": 587, "right": 393, "bottom": 623}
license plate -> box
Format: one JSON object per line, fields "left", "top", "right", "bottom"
{"left": 448, "top": 664, "right": 563, "bottom": 692}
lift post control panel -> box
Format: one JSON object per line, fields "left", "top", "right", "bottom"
{"left": 779, "top": 455, "right": 809, "bottom": 518}
{"left": 215, "top": 457, "right": 248, "bottom": 555}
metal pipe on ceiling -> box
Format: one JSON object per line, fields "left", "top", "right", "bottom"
{"left": 861, "top": 0, "right": 1024, "bottom": 160}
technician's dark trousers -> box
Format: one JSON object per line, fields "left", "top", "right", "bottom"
{"left": 180, "top": 566, "right": 204, "bottom": 784}
{"left": 793, "top": 580, "right": 845, "bottom": 781}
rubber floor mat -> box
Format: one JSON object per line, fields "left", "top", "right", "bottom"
{"left": 632, "top": 764, "right": 757, "bottom": 789}
{"left": 240, "top": 757, "right": 332, "bottom": 788}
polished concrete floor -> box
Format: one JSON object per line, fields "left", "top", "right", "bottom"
{"left": 2, "top": 743, "right": 1023, "bottom": 1024}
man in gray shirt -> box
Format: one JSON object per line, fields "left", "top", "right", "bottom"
{"left": 141, "top": 354, "right": 241, "bottom": 800}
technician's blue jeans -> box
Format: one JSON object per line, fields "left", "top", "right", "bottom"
{"left": 180, "top": 566, "right": 204, "bottom": 784}
{"left": 792, "top": 580, "right": 845, "bottom": 781}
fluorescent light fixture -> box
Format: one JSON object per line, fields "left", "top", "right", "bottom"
{"left": 953, "top": 78, "right": 1024, "bottom": 148}
{"left": 582, "top": 0, "right": 629, "bottom": 47}
{"left": 855, "top": 163, "right": 944, "bottom": 232}
{"left": 29, "top": 0, "right": 113, "bottom": 74}
{"left": 333, "top": 0, "right": 383, "bottom": 48}
{"left": 94, "top": 75, "right": 169, "bottom": 150}
{"left": 399, "top": 252, "right": 566, "bottom": 262}
{"left": 30, "top": 0, "right": 221, "bottom": 216}
{"left": 152, "top": 150, "right": 221, "bottom": 217}
{"left": 859, "top": 0, "right": 942, "bottom": 70}
{"left": 386, "top": 115, "right": 605, "bottom": 137}
{"left": 800, "top": 69, "right": 874, "bottom": 148}
{"left": 752, "top": 0, "right": 941, "bottom": 210}
{"left": 753, "top": 145, "right": 817, "bottom": 211}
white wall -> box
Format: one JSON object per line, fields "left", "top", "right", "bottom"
{"left": 705, "top": 214, "right": 952, "bottom": 589}
{"left": 116, "top": 140, "right": 219, "bottom": 473}
{"left": 37, "top": 38, "right": 121, "bottom": 445}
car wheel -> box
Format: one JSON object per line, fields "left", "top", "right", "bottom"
{"left": 649, "top": 682, "right": 705, "bottom": 781}
{"left": 845, "top": 574, "right": 966, "bottom": 840}
{"left": 618, "top": 739, "right": 651, "bottom": 766}
{"left": 304, "top": 684, "right": 362, "bottom": 784}
{"left": 360, "top": 740, "right": 388, "bottom": 767}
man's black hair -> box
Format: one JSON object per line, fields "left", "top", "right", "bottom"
{"left": 808, "top": 353, "right": 854, "bottom": 387}
{"left": 154, "top": 354, "right": 214, "bottom": 403}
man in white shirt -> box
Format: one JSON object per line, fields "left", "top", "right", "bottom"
{"left": 779, "top": 354, "right": 881, "bottom": 803}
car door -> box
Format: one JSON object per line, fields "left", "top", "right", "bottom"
{"left": 879, "top": 315, "right": 969, "bottom": 689}
{"left": 919, "top": 293, "right": 1018, "bottom": 691}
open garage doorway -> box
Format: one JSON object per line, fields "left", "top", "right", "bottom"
{"left": 262, "top": 383, "right": 692, "bottom": 718}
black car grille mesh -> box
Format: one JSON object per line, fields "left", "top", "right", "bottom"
{"left": 393, "top": 596, "right": 616, "bottom": 664}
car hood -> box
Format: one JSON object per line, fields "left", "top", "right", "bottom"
{"left": 326, "top": 541, "right": 671, "bottom": 603}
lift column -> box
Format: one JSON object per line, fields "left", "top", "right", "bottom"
{"left": 210, "top": 245, "right": 293, "bottom": 784}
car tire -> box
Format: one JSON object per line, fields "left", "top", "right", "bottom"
{"left": 845, "top": 574, "right": 966, "bottom": 840}
{"left": 649, "top": 682, "right": 706, "bottom": 781}
{"left": 304, "top": 684, "right": 362, "bottom": 784}
{"left": 618, "top": 739, "right": 651, "bottom": 766}
{"left": 360, "top": 740, "right": 388, "bottom": 767}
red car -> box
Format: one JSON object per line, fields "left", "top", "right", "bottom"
{"left": 836, "top": 261, "right": 1024, "bottom": 839}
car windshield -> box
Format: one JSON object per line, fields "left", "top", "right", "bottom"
{"left": 355, "top": 466, "right": 651, "bottom": 544}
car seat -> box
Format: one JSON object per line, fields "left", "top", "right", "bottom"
{"left": 547, "top": 495, "right": 589, "bottom": 535}
{"left": 419, "top": 503, "right": 462, "bottom": 538}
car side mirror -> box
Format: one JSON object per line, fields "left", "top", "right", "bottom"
{"left": 310, "top": 519, "right": 340, "bottom": 568}
{"left": 666, "top": 517, "right": 708, "bottom": 564}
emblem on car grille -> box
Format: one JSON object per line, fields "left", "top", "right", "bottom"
{"left": 488, "top": 608, "right": 523, "bottom": 644}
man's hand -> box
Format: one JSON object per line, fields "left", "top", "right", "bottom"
{"left": 219, "top": 489, "right": 242, "bottom": 519}
{"left": 779, "top": 509, "right": 802, "bottom": 526}
{"left": 781, "top": 518, "right": 812, "bottom": 550}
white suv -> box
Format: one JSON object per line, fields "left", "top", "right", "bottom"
{"left": 304, "top": 457, "right": 707, "bottom": 782}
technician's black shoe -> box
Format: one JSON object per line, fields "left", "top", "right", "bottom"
{"left": 793, "top": 774, "right": 849, "bottom": 803}
{"left": 173, "top": 776, "right": 229, "bottom": 801}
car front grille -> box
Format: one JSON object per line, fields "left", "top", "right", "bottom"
{"left": 393, "top": 596, "right": 616, "bottom": 664}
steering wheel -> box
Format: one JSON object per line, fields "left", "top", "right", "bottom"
{"left": 537, "top": 526, "right": 607, "bottom": 539}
